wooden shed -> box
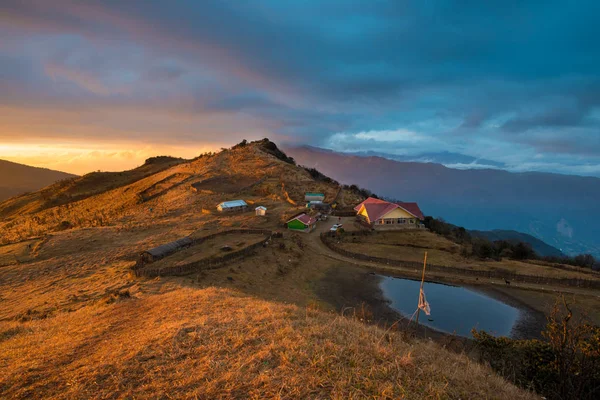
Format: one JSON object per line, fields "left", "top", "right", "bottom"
{"left": 255, "top": 206, "right": 267, "bottom": 216}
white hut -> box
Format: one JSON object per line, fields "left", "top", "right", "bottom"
{"left": 255, "top": 206, "right": 267, "bottom": 216}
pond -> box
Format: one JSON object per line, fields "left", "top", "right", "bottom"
{"left": 380, "top": 276, "right": 521, "bottom": 338}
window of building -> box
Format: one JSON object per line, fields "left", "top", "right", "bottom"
{"left": 409, "top": 219, "right": 415, "bottom": 224}
{"left": 397, "top": 218, "right": 406, "bottom": 224}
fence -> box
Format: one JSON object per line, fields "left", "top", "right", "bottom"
{"left": 320, "top": 233, "right": 600, "bottom": 289}
{"left": 133, "top": 229, "right": 273, "bottom": 277}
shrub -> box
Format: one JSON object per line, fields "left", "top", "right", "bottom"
{"left": 473, "top": 296, "right": 600, "bottom": 400}
{"left": 303, "top": 167, "right": 339, "bottom": 185}
{"left": 59, "top": 220, "right": 73, "bottom": 230}
{"left": 471, "top": 238, "right": 495, "bottom": 259}
{"left": 574, "top": 254, "right": 596, "bottom": 269}
{"left": 256, "top": 138, "right": 296, "bottom": 164}
{"left": 232, "top": 139, "right": 248, "bottom": 149}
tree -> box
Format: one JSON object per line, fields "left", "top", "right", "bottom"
{"left": 574, "top": 254, "right": 596, "bottom": 269}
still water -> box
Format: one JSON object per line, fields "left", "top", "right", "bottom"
{"left": 380, "top": 276, "right": 520, "bottom": 338}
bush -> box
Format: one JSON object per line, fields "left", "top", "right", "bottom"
{"left": 541, "top": 253, "right": 597, "bottom": 270}
{"left": 423, "top": 217, "right": 470, "bottom": 243}
{"left": 59, "top": 220, "right": 73, "bottom": 230}
{"left": 256, "top": 138, "right": 296, "bottom": 164}
{"left": 232, "top": 139, "right": 248, "bottom": 149}
{"left": 512, "top": 242, "right": 536, "bottom": 260}
{"left": 472, "top": 238, "right": 495, "bottom": 259}
{"left": 303, "top": 167, "right": 339, "bottom": 185}
{"left": 574, "top": 254, "right": 596, "bottom": 269}
{"left": 473, "top": 297, "right": 600, "bottom": 399}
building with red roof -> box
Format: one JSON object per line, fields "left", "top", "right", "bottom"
{"left": 354, "top": 197, "right": 424, "bottom": 230}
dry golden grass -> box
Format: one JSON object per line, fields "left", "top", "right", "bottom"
{"left": 0, "top": 141, "right": 555, "bottom": 398}
{"left": 0, "top": 287, "right": 536, "bottom": 399}
{"left": 339, "top": 231, "right": 600, "bottom": 280}
{"left": 492, "top": 286, "right": 600, "bottom": 327}
{"left": 148, "top": 232, "right": 268, "bottom": 268}
{"left": 0, "top": 157, "right": 184, "bottom": 220}
{"left": 0, "top": 238, "right": 42, "bottom": 266}
{"left": 0, "top": 143, "right": 349, "bottom": 244}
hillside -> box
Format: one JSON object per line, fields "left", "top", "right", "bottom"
{"left": 0, "top": 140, "right": 361, "bottom": 244}
{"left": 0, "top": 288, "right": 533, "bottom": 399}
{"left": 0, "top": 139, "right": 538, "bottom": 398}
{"left": 0, "top": 156, "right": 184, "bottom": 222}
{"left": 0, "top": 159, "right": 77, "bottom": 202}
{"left": 285, "top": 145, "right": 600, "bottom": 258}
{"left": 470, "top": 229, "right": 565, "bottom": 257}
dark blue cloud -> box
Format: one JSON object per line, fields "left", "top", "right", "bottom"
{"left": 0, "top": 0, "right": 599, "bottom": 175}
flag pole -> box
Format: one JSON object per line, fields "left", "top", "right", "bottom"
{"left": 415, "top": 251, "right": 428, "bottom": 327}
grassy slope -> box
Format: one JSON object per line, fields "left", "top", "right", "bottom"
{"left": 0, "top": 156, "right": 184, "bottom": 221}
{"left": 0, "top": 141, "right": 537, "bottom": 398}
{"left": 337, "top": 230, "right": 600, "bottom": 280}
{"left": 0, "top": 143, "right": 357, "bottom": 244}
{"left": 0, "top": 287, "right": 534, "bottom": 399}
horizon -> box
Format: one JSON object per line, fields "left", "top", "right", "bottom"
{"left": 5, "top": 141, "right": 600, "bottom": 181}
{"left": 1, "top": 1, "right": 599, "bottom": 176}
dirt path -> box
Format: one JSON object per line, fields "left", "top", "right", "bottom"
{"left": 305, "top": 218, "right": 600, "bottom": 299}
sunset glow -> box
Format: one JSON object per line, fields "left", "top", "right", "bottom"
{"left": 0, "top": 141, "right": 219, "bottom": 175}
{"left": 0, "top": 0, "right": 598, "bottom": 175}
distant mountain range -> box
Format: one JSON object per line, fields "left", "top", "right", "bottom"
{"left": 339, "top": 149, "right": 506, "bottom": 169}
{"left": 285, "top": 145, "right": 600, "bottom": 258}
{"left": 0, "top": 159, "right": 77, "bottom": 202}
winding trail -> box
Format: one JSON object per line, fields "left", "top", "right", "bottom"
{"left": 304, "top": 217, "right": 600, "bottom": 298}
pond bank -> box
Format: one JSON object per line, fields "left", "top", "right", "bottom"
{"left": 315, "top": 264, "right": 546, "bottom": 340}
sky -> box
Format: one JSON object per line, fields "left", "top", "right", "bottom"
{"left": 1, "top": 0, "right": 599, "bottom": 176}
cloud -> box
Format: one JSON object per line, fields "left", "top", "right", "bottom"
{"left": 0, "top": 0, "right": 599, "bottom": 175}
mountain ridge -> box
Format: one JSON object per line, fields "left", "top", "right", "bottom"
{"left": 0, "top": 159, "right": 77, "bottom": 202}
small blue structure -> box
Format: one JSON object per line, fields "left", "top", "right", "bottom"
{"left": 217, "top": 200, "right": 248, "bottom": 212}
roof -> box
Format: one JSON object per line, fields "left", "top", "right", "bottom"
{"left": 354, "top": 197, "right": 390, "bottom": 212}
{"left": 144, "top": 237, "right": 193, "bottom": 258}
{"left": 218, "top": 200, "right": 248, "bottom": 208}
{"left": 287, "top": 213, "right": 317, "bottom": 226}
{"left": 355, "top": 197, "right": 424, "bottom": 221}
{"left": 255, "top": 206, "right": 267, "bottom": 210}
{"left": 397, "top": 202, "right": 424, "bottom": 220}
{"left": 305, "top": 192, "right": 325, "bottom": 197}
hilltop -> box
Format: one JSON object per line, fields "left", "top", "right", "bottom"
{"left": 0, "top": 139, "right": 361, "bottom": 244}
{"left": 0, "top": 159, "right": 77, "bottom": 202}
{"left": 0, "top": 139, "right": 542, "bottom": 399}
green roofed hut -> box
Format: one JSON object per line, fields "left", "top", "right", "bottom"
{"left": 286, "top": 213, "right": 318, "bottom": 233}
{"left": 304, "top": 192, "right": 325, "bottom": 202}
